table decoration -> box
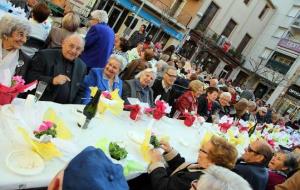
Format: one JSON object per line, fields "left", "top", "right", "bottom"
{"left": 0, "top": 76, "right": 37, "bottom": 105}
{"left": 18, "top": 127, "right": 62, "bottom": 160}
{"left": 109, "top": 142, "right": 128, "bottom": 161}
{"left": 43, "top": 108, "right": 72, "bottom": 140}
{"left": 33, "top": 121, "right": 56, "bottom": 143}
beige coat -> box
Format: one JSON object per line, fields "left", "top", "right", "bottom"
{"left": 275, "top": 170, "right": 300, "bottom": 190}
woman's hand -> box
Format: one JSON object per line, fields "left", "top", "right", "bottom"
{"left": 160, "top": 139, "right": 172, "bottom": 153}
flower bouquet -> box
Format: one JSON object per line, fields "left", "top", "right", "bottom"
{"left": 0, "top": 76, "right": 37, "bottom": 105}
{"left": 33, "top": 121, "right": 57, "bottom": 143}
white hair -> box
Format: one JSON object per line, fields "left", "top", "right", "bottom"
{"left": 90, "top": 10, "right": 108, "bottom": 24}
{"left": 0, "top": 14, "right": 31, "bottom": 38}
{"left": 109, "top": 54, "right": 125, "bottom": 71}
{"left": 220, "top": 92, "right": 232, "bottom": 100}
{"left": 64, "top": 33, "right": 85, "bottom": 48}
{"left": 135, "top": 68, "right": 156, "bottom": 87}
{"left": 196, "top": 165, "right": 252, "bottom": 190}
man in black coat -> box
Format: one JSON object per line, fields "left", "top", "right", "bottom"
{"left": 234, "top": 139, "right": 273, "bottom": 190}
{"left": 151, "top": 66, "right": 177, "bottom": 106}
{"left": 26, "top": 34, "right": 87, "bottom": 104}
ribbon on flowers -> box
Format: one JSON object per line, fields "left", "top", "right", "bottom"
{"left": 218, "top": 116, "right": 233, "bottom": 133}
{"left": 152, "top": 99, "right": 171, "bottom": 120}
{"left": 43, "top": 108, "right": 72, "bottom": 140}
{"left": 124, "top": 104, "right": 141, "bottom": 121}
{"left": 183, "top": 112, "right": 196, "bottom": 127}
{"left": 0, "top": 80, "right": 37, "bottom": 105}
{"left": 97, "top": 89, "right": 124, "bottom": 115}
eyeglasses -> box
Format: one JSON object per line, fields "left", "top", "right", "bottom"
{"left": 199, "top": 148, "right": 208, "bottom": 154}
{"left": 246, "top": 145, "right": 267, "bottom": 158}
{"left": 166, "top": 72, "right": 177, "bottom": 78}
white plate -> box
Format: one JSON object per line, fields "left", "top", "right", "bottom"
{"left": 6, "top": 150, "right": 44, "bottom": 176}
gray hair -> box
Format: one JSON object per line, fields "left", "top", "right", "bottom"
{"left": 0, "top": 14, "right": 31, "bottom": 38}
{"left": 196, "top": 165, "right": 252, "bottom": 190}
{"left": 220, "top": 92, "right": 232, "bottom": 100}
{"left": 90, "top": 10, "right": 108, "bottom": 24}
{"left": 64, "top": 33, "right": 85, "bottom": 48}
{"left": 108, "top": 54, "right": 125, "bottom": 71}
{"left": 135, "top": 68, "right": 156, "bottom": 87}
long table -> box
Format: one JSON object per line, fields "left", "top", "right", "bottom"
{"left": 0, "top": 99, "right": 214, "bottom": 189}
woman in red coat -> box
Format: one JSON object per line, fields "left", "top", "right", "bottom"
{"left": 267, "top": 150, "right": 298, "bottom": 190}
{"left": 173, "top": 80, "right": 204, "bottom": 118}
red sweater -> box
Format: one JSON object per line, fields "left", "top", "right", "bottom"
{"left": 267, "top": 170, "right": 286, "bottom": 190}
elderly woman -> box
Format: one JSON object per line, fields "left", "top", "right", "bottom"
{"left": 197, "top": 87, "right": 219, "bottom": 122}
{"left": 0, "top": 15, "right": 31, "bottom": 86}
{"left": 48, "top": 12, "right": 81, "bottom": 48}
{"left": 172, "top": 80, "right": 204, "bottom": 118}
{"left": 215, "top": 92, "right": 235, "bottom": 118}
{"left": 267, "top": 150, "right": 298, "bottom": 190}
{"left": 234, "top": 98, "right": 249, "bottom": 120}
{"left": 122, "top": 68, "right": 155, "bottom": 106}
{"left": 82, "top": 54, "right": 124, "bottom": 104}
{"left": 129, "top": 136, "right": 239, "bottom": 190}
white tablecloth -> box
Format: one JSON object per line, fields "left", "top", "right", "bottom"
{"left": 0, "top": 99, "right": 216, "bottom": 189}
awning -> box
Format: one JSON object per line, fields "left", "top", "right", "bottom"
{"left": 116, "top": 0, "right": 184, "bottom": 40}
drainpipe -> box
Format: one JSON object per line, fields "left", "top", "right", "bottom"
{"left": 124, "top": 0, "right": 145, "bottom": 39}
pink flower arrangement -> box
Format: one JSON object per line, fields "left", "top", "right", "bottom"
{"left": 33, "top": 121, "right": 57, "bottom": 139}
{"left": 11, "top": 76, "right": 25, "bottom": 86}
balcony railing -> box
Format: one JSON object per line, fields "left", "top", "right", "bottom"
{"left": 196, "top": 26, "right": 246, "bottom": 64}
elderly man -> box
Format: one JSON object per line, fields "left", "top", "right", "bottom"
{"left": 209, "top": 78, "right": 218, "bottom": 88}
{"left": 234, "top": 140, "right": 273, "bottom": 190}
{"left": 256, "top": 107, "right": 268, "bottom": 124}
{"left": 215, "top": 92, "right": 235, "bottom": 118}
{"left": 26, "top": 34, "right": 86, "bottom": 104}
{"left": 151, "top": 66, "right": 177, "bottom": 106}
{"left": 81, "top": 10, "right": 115, "bottom": 70}
{"left": 48, "top": 146, "right": 129, "bottom": 190}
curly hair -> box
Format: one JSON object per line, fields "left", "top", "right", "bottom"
{"left": 207, "top": 136, "right": 238, "bottom": 169}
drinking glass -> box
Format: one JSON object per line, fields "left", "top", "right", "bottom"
{"left": 34, "top": 81, "right": 47, "bottom": 102}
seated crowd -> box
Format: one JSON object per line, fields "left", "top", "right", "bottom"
{"left": 3, "top": 1, "right": 300, "bottom": 190}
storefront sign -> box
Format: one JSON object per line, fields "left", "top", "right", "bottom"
{"left": 287, "top": 84, "right": 300, "bottom": 100}
{"left": 69, "top": 0, "right": 97, "bottom": 17}
{"left": 278, "top": 39, "right": 300, "bottom": 54}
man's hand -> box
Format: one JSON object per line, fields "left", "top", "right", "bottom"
{"left": 52, "top": 75, "right": 71, "bottom": 85}
{"left": 160, "top": 139, "right": 172, "bottom": 153}
{"left": 149, "top": 149, "right": 163, "bottom": 163}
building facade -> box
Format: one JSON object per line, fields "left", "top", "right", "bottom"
{"left": 96, "top": 0, "right": 204, "bottom": 47}
{"left": 239, "top": 0, "right": 300, "bottom": 119}
{"left": 179, "top": 0, "right": 275, "bottom": 83}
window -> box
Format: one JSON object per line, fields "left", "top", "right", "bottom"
{"left": 196, "top": 2, "right": 219, "bottom": 31}
{"left": 236, "top": 33, "right": 252, "bottom": 54}
{"left": 221, "top": 19, "right": 237, "bottom": 37}
{"left": 288, "top": 6, "right": 300, "bottom": 17}
{"left": 259, "top": 5, "right": 269, "bottom": 19}
{"left": 266, "top": 52, "right": 295, "bottom": 74}
{"left": 272, "top": 27, "right": 287, "bottom": 38}
{"left": 260, "top": 48, "right": 272, "bottom": 59}
{"left": 244, "top": 0, "right": 250, "bottom": 5}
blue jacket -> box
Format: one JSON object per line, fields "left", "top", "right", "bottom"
{"left": 82, "top": 68, "right": 123, "bottom": 104}
{"left": 234, "top": 162, "right": 269, "bottom": 190}
{"left": 80, "top": 23, "right": 115, "bottom": 68}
